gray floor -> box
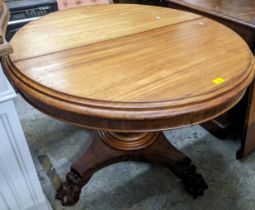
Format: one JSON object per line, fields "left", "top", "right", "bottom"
{"left": 14, "top": 95, "right": 255, "bottom": 210}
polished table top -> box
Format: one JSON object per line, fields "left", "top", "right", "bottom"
{"left": 167, "top": 0, "right": 255, "bottom": 159}
{"left": 168, "top": 0, "right": 255, "bottom": 27}
{"left": 3, "top": 4, "right": 255, "bottom": 131}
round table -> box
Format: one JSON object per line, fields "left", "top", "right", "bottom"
{"left": 3, "top": 4, "right": 254, "bottom": 206}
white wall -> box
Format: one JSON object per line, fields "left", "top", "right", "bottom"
{"left": 0, "top": 65, "right": 52, "bottom": 210}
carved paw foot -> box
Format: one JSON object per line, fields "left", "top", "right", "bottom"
{"left": 182, "top": 165, "right": 208, "bottom": 198}
{"left": 56, "top": 171, "right": 83, "bottom": 206}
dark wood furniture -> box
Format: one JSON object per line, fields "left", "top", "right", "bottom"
{"left": 168, "top": 0, "right": 255, "bottom": 159}
{"left": 2, "top": 4, "right": 254, "bottom": 206}
{"left": 0, "top": 1, "right": 12, "bottom": 56}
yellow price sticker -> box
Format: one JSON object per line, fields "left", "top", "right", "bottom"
{"left": 213, "top": 77, "right": 225, "bottom": 85}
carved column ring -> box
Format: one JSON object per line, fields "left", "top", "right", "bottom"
{"left": 98, "top": 131, "right": 159, "bottom": 151}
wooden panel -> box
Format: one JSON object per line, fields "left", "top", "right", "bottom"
{"left": 0, "top": 0, "right": 13, "bottom": 56}
{"left": 10, "top": 4, "right": 201, "bottom": 61}
{"left": 241, "top": 82, "right": 255, "bottom": 156}
{"left": 12, "top": 17, "right": 251, "bottom": 103}
{"left": 168, "top": 0, "right": 255, "bottom": 26}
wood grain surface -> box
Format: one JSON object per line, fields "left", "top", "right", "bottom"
{"left": 0, "top": 0, "right": 13, "bottom": 56}
{"left": 168, "top": 0, "right": 255, "bottom": 26}
{"left": 167, "top": 0, "right": 255, "bottom": 159}
{"left": 2, "top": 4, "right": 255, "bottom": 131}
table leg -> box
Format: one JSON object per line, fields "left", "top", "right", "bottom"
{"left": 56, "top": 131, "right": 208, "bottom": 206}
{"left": 237, "top": 80, "right": 255, "bottom": 158}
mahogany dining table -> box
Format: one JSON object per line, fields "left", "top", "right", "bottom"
{"left": 2, "top": 3, "right": 254, "bottom": 206}
{"left": 168, "top": 0, "right": 255, "bottom": 159}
